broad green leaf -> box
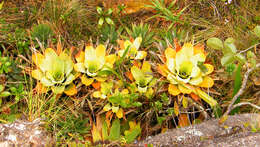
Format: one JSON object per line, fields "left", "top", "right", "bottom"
{"left": 0, "top": 91, "right": 11, "bottom": 97}
{"left": 223, "top": 42, "right": 237, "bottom": 54}
{"left": 221, "top": 54, "right": 235, "bottom": 66}
{"left": 230, "top": 64, "right": 242, "bottom": 115}
{"left": 206, "top": 37, "right": 223, "bottom": 50}
{"left": 253, "top": 25, "right": 260, "bottom": 38}
{"left": 109, "top": 119, "right": 120, "bottom": 141}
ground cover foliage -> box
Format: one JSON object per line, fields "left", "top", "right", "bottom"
{"left": 0, "top": 0, "right": 260, "bottom": 146}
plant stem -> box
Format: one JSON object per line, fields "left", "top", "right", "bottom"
{"left": 223, "top": 63, "right": 260, "bottom": 116}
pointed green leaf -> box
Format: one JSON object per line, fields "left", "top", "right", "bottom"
{"left": 102, "top": 120, "right": 109, "bottom": 141}
{"left": 207, "top": 37, "right": 223, "bottom": 50}
{"left": 98, "top": 17, "right": 104, "bottom": 26}
{"left": 124, "top": 123, "right": 141, "bottom": 143}
{"left": 105, "top": 17, "right": 114, "bottom": 25}
{"left": 107, "top": 8, "right": 113, "bottom": 15}
{"left": 97, "top": 7, "right": 103, "bottom": 14}
{"left": 108, "top": 119, "right": 120, "bottom": 141}
{"left": 230, "top": 64, "right": 242, "bottom": 114}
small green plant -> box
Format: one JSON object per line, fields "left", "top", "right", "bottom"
{"left": 207, "top": 37, "right": 246, "bottom": 66}
{"left": 0, "top": 55, "right": 12, "bottom": 74}
{"left": 100, "top": 25, "right": 121, "bottom": 45}
{"left": 96, "top": 6, "right": 114, "bottom": 27}
{"left": 158, "top": 28, "right": 187, "bottom": 48}
{"left": 146, "top": 0, "right": 187, "bottom": 26}
{"left": 91, "top": 116, "right": 141, "bottom": 145}
{"left": 0, "top": 84, "right": 11, "bottom": 106}
{"left": 207, "top": 25, "right": 260, "bottom": 67}
{"left": 56, "top": 114, "right": 90, "bottom": 142}
{"left": 31, "top": 24, "right": 53, "bottom": 47}
{"left": 125, "top": 23, "right": 155, "bottom": 47}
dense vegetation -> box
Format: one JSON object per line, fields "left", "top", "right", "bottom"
{"left": 0, "top": 0, "right": 259, "bottom": 146}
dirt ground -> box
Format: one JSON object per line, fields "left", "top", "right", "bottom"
{"left": 136, "top": 113, "right": 260, "bottom": 147}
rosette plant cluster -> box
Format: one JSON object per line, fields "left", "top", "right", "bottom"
{"left": 31, "top": 37, "right": 219, "bottom": 118}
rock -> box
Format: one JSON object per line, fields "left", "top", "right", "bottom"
{"left": 0, "top": 118, "right": 54, "bottom": 147}
{"left": 136, "top": 113, "right": 260, "bottom": 147}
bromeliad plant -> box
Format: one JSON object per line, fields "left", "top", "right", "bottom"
{"left": 32, "top": 47, "right": 77, "bottom": 95}
{"left": 130, "top": 61, "right": 156, "bottom": 98}
{"left": 74, "top": 44, "right": 116, "bottom": 86}
{"left": 117, "top": 37, "right": 147, "bottom": 60}
{"left": 158, "top": 43, "right": 219, "bottom": 111}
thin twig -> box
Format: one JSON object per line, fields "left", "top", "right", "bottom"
{"left": 239, "top": 42, "right": 260, "bottom": 54}
{"left": 224, "top": 63, "right": 260, "bottom": 116}
{"left": 232, "top": 102, "right": 260, "bottom": 110}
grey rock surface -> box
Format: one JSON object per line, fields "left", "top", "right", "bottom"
{"left": 0, "top": 118, "right": 54, "bottom": 147}
{"left": 136, "top": 113, "right": 260, "bottom": 147}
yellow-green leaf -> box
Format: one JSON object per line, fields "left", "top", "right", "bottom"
{"left": 116, "top": 108, "right": 123, "bottom": 118}
{"left": 0, "top": 1, "right": 4, "bottom": 10}
{"left": 81, "top": 75, "right": 94, "bottom": 86}
{"left": 182, "top": 96, "right": 188, "bottom": 108}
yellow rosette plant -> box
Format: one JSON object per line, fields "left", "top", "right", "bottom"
{"left": 117, "top": 37, "right": 147, "bottom": 60}
{"left": 130, "top": 61, "right": 156, "bottom": 98}
{"left": 74, "top": 44, "right": 116, "bottom": 86}
{"left": 158, "top": 43, "right": 219, "bottom": 110}
{"left": 31, "top": 48, "right": 76, "bottom": 95}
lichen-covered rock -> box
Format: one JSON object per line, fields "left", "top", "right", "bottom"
{"left": 0, "top": 118, "right": 54, "bottom": 147}
{"left": 136, "top": 113, "right": 260, "bottom": 147}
